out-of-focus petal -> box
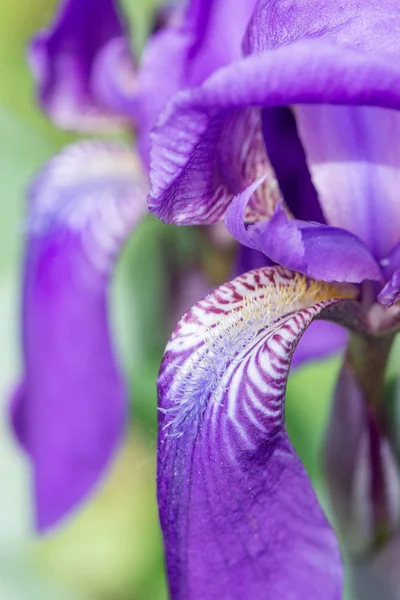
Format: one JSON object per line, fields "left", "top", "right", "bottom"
{"left": 149, "top": 41, "right": 400, "bottom": 224}
{"left": 13, "top": 141, "right": 148, "bottom": 531}
{"left": 324, "top": 340, "right": 400, "bottom": 556}
{"left": 91, "top": 37, "right": 137, "bottom": 120}
{"left": 10, "top": 382, "right": 28, "bottom": 453}
{"left": 233, "top": 243, "right": 272, "bottom": 276}
{"left": 225, "top": 180, "right": 382, "bottom": 284}
{"left": 158, "top": 266, "right": 358, "bottom": 599}
{"left": 134, "top": 0, "right": 257, "bottom": 166}
{"left": 291, "top": 321, "right": 347, "bottom": 370}
{"left": 351, "top": 532, "right": 400, "bottom": 600}
{"left": 29, "top": 0, "right": 135, "bottom": 132}
{"left": 295, "top": 105, "right": 400, "bottom": 260}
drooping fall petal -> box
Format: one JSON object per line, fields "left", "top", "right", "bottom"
{"left": 12, "top": 140, "right": 147, "bottom": 531}
{"left": 158, "top": 265, "right": 358, "bottom": 599}
{"left": 29, "top": 0, "right": 136, "bottom": 132}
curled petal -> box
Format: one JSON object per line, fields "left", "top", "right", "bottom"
{"left": 158, "top": 266, "right": 357, "bottom": 598}
{"left": 13, "top": 141, "right": 147, "bottom": 531}
{"left": 225, "top": 179, "right": 382, "bottom": 284}
{"left": 149, "top": 107, "right": 279, "bottom": 224}
{"left": 29, "top": 0, "right": 135, "bottom": 132}
{"left": 149, "top": 40, "right": 400, "bottom": 224}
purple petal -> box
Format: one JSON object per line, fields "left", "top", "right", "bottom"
{"left": 378, "top": 270, "right": 400, "bottom": 307}
{"left": 291, "top": 321, "right": 347, "bottom": 370}
{"left": 246, "top": 0, "right": 400, "bottom": 57}
{"left": 158, "top": 266, "right": 356, "bottom": 598}
{"left": 261, "top": 107, "right": 324, "bottom": 223}
{"left": 29, "top": 0, "right": 135, "bottom": 132}
{"left": 10, "top": 382, "right": 28, "bottom": 453}
{"left": 13, "top": 141, "right": 147, "bottom": 531}
{"left": 134, "top": 0, "right": 257, "bottom": 166}
{"left": 233, "top": 243, "right": 272, "bottom": 277}
{"left": 149, "top": 37, "right": 400, "bottom": 224}
{"left": 150, "top": 106, "right": 278, "bottom": 224}
{"left": 225, "top": 180, "right": 382, "bottom": 284}
{"left": 90, "top": 37, "right": 137, "bottom": 120}
{"left": 295, "top": 105, "right": 400, "bottom": 260}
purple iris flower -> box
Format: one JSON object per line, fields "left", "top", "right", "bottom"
{"left": 12, "top": 0, "right": 265, "bottom": 534}
{"left": 10, "top": 0, "right": 150, "bottom": 535}
{"left": 148, "top": 0, "right": 400, "bottom": 598}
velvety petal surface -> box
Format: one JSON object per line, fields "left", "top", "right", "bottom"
{"left": 29, "top": 0, "right": 135, "bottom": 131}
{"left": 14, "top": 141, "right": 147, "bottom": 531}
{"left": 158, "top": 266, "right": 358, "bottom": 599}
{"left": 225, "top": 180, "right": 382, "bottom": 284}
{"left": 149, "top": 0, "right": 400, "bottom": 224}
{"left": 134, "top": 0, "right": 257, "bottom": 166}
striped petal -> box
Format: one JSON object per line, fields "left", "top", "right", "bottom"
{"left": 12, "top": 141, "right": 147, "bottom": 531}
{"left": 158, "top": 266, "right": 358, "bottom": 599}
{"left": 29, "top": 0, "right": 136, "bottom": 132}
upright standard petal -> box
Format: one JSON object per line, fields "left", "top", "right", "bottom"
{"left": 29, "top": 0, "right": 136, "bottom": 132}
{"left": 13, "top": 141, "right": 148, "bottom": 531}
{"left": 295, "top": 105, "right": 400, "bottom": 260}
{"left": 158, "top": 266, "right": 358, "bottom": 599}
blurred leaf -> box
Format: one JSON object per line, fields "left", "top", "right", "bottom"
{"left": 286, "top": 355, "right": 342, "bottom": 481}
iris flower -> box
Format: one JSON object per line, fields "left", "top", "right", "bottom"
{"left": 10, "top": 0, "right": 261, "bottom": 534}
{"left": 149, "top": 1, "right": 400, "bottom": 598}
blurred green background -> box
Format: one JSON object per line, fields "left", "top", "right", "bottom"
{"left": 0, "top": 1, "right": 349, "bottom": 598}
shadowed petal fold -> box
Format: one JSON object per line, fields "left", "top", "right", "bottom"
{"left": 158, "top": 266, "right": 358, "bottom": 599}
{"left": 29, "top": 0, "right": 135, "bottom": 132}
{"left": 13, "top": 141, "right": 147, "bottom": 531}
